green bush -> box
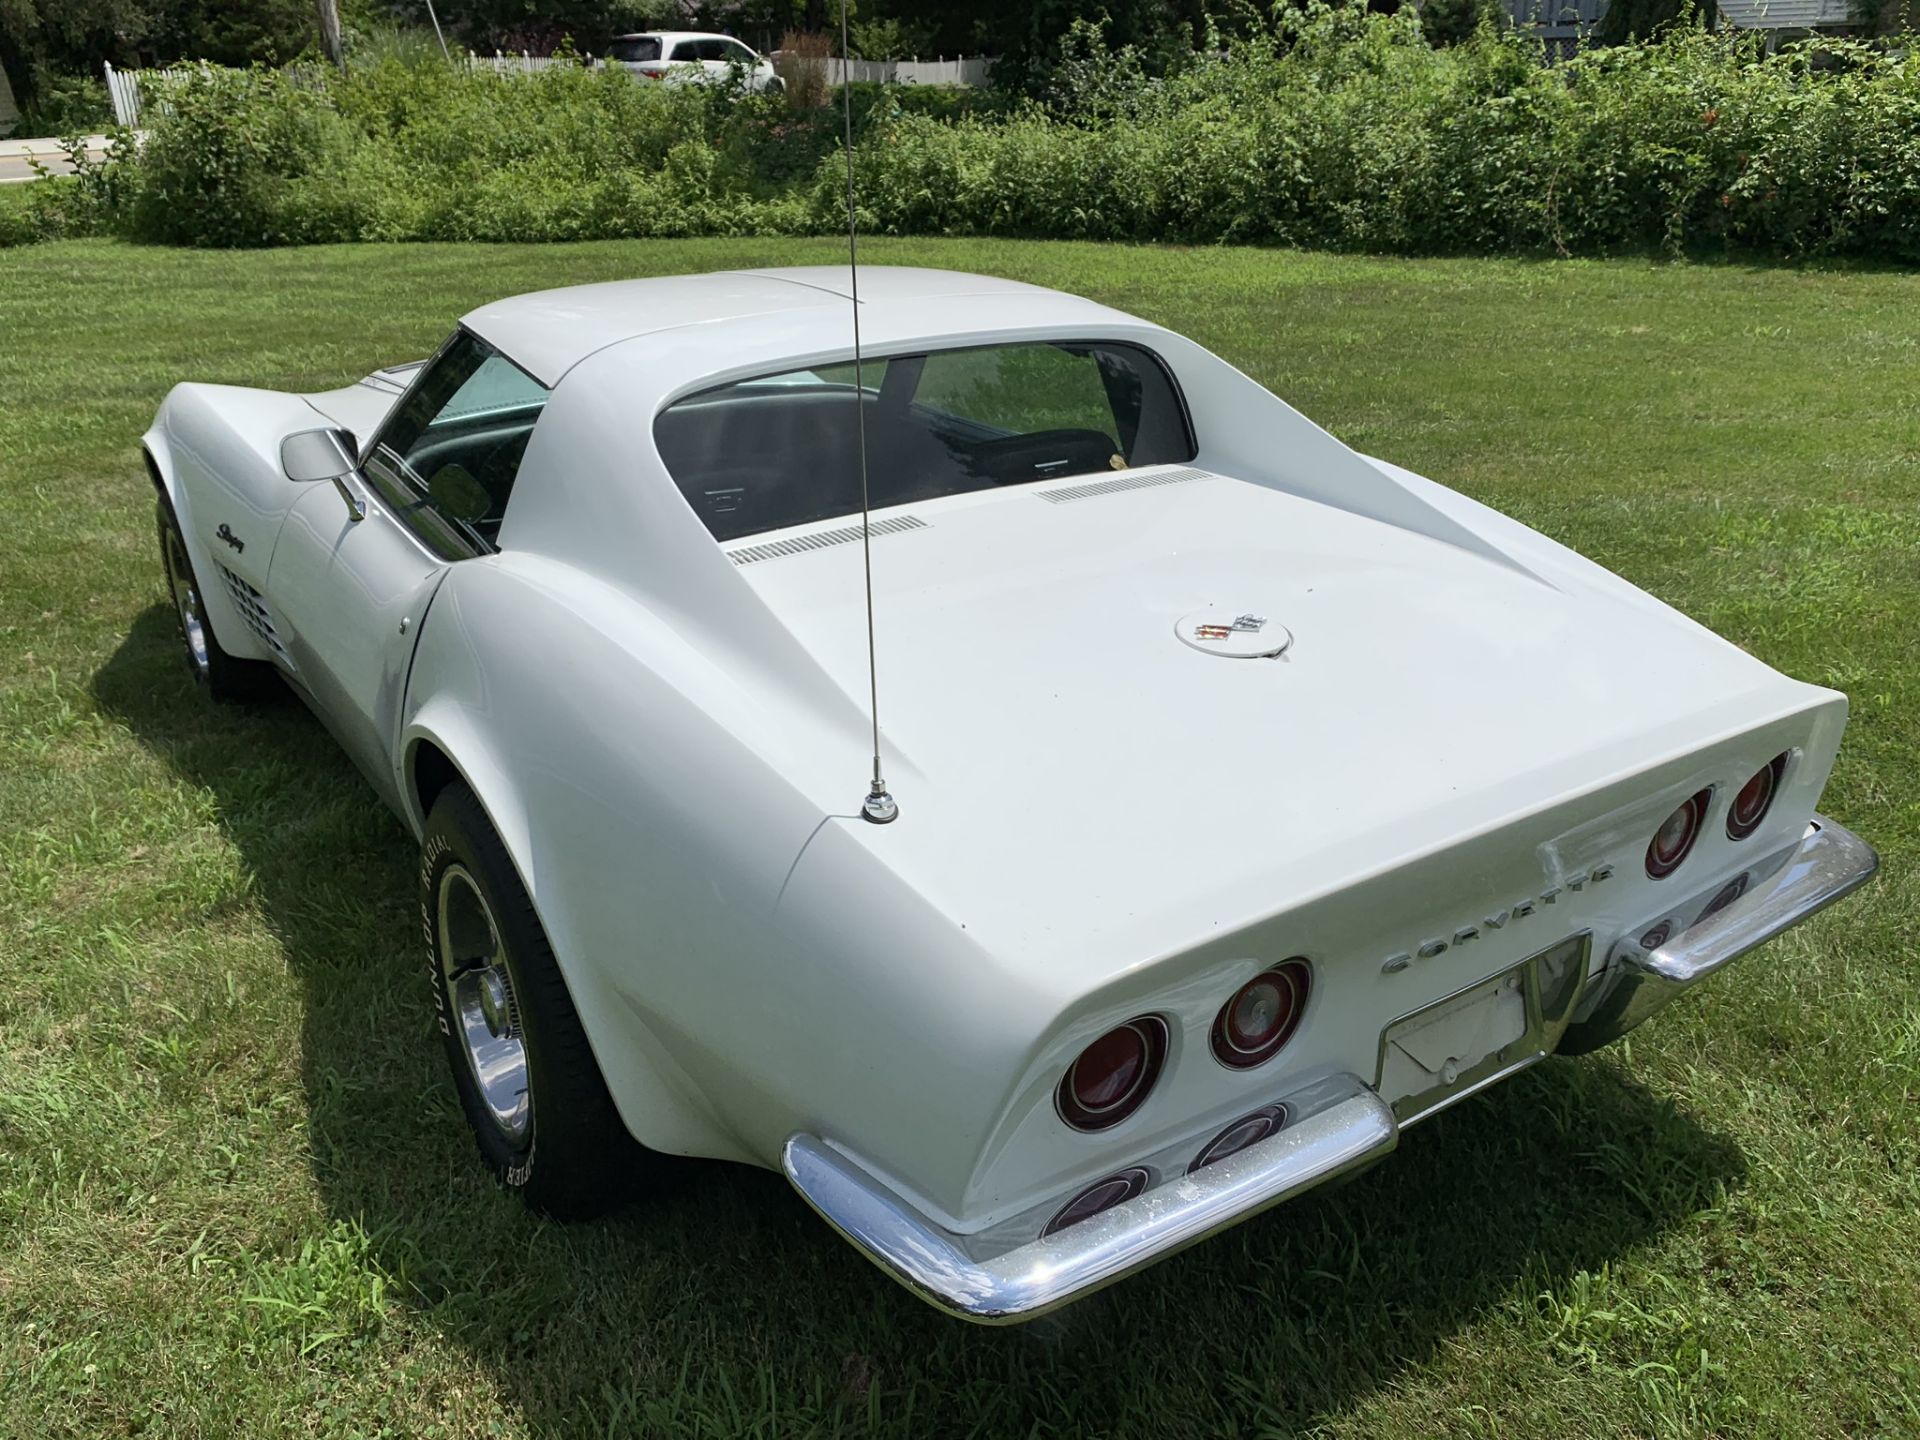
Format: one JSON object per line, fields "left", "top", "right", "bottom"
{"left": 98, "top": 58, "right": 820, "bottom": 246}
{"left": 127, "top": 67, "right": 365, "bottom": 246}
{"left": 18, "top": 69, "right": 115, "bottom": 136}
{"left": 0, "top": 186, "right": 43, "bottom": 248}
{"left": 44, "top": 22, "right": 1920, "bottom": 262}
{"left": 0, "top": 135, "right": 133, "bottom": 247}
{"left": 713, "top": 84, "right": 1018, "bottom": 195}
{"left": 836, "top": 13, "right": 1920, "bottom": 262}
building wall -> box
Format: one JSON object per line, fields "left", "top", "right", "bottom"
{"left": 1504, "top": 0, "right": 1608, "bottom": 54}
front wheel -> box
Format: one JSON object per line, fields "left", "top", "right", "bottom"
{"left": 156, "top": 499, "right": 272, "bottom": 702}
{"left": 422, "top": 781, "right": 652, "bottom": 1217}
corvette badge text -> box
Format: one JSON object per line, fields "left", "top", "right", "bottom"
{"left": 1381, "top": 863, "right": 1615, "bottom": 974}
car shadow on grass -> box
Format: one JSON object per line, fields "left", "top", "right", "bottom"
{"left": 97, "top": 604, "right": 1748, "bottom": 1439}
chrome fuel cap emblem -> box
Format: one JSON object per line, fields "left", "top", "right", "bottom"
{"left": 1175, "top": 608, "right": 1293, "bottom": 659}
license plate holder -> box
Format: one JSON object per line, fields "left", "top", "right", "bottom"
{"left": 1377, "top": 964, "right": 1531, "bottom": 1124}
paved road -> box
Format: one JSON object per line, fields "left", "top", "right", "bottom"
{"left": 0, "top": 138, "right": 112, "bottom": 184}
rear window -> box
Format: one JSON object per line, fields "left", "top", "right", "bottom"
{"left": 655, "top": 340, "right": 1195, "bottom": 542}
{"left": 610, "top": 36, "right": 661, "bottom": 61}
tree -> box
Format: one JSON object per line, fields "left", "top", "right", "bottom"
{"left": 0, "top": 0, "right": 320, "bottom": 108}
{"left": 0, "top": 0, "right": 156, "bottom": 109}
{"left": 316, "top": 0, "right": 346, "bottom": 66}
{"left": 968, "top": 0, "right": 1200, "bottom": 95}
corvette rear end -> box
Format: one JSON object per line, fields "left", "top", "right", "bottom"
{"left": 781, "top": 761, "right": 1872, "bottom": 1322}
{"left": 746, "top": 469, "right": 1878, "bottom": 1320}
{"left": 138, "top": 265, "right": 1876, "bottom": 1327}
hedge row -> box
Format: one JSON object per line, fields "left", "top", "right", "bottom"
{"left": 9, "top": 13, "right": 1920, "bottom": 261}
{"left": 841, "top": 14, "right": 1920, "bottom": 261}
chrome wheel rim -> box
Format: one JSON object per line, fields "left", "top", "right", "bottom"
{"left": 437, "top": 864, "right": 531, "bottom": 1144}
{"left": 162, "top": 523, "right": 210, "bottom": 678}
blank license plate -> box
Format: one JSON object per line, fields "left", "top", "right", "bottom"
{"left": 1378, "top": 965, "right": 1529, "bottom": 1122}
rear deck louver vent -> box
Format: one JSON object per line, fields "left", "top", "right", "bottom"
{"left": 728, "top": 514, "right": 928, "bottom": 566}
{"left": 217, "top": 563, "right": 293, "bottom": 669}
{"left": 1037, "top": 467, "right": 1212, "bottom": 505}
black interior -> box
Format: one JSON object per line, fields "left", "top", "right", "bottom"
{"left": 656, "top": 385, "right": 1077, "bottom": 541}
{"left": 653, "top": 342, "right": 1194, "bottom": 544}
{"left": 657, "top": 391, "right": 1150, "bottom": 543}
{"left": 403, "top": 407, "right": 544, "bottom": 540}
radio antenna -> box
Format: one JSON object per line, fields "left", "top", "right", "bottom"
{"left": 839, "top": 0, "right": 897, "bottom": 825}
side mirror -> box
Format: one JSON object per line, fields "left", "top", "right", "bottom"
{"left": 280, "top": 427, "right": 366, "bottom": 522}
{"left": 281, "top": 426, "right": 358, "bottom": 481}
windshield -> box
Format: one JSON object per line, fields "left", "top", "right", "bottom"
{"left": 655, "top": 340, "right": 1195, "bottom": 542}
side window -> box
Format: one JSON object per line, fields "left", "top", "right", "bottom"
{"left": 913, "top": 345, "right": 1122, "bottom": 448}
{"left": 721, "top": 39, "right": 757, "bottom": 65}
{"left": 363, "top": 331, "right": 549, "bottom": 557}
{"left": 610, "top": 36, "right": 661, "bottom": 62}
{"left": 673, "top": 38, "right": 719, "bottom": 61}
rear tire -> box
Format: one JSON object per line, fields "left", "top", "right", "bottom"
{"left": 422, "top": 781, "right": 652, "bottom": 1217}
{"left": 155, "top": 498, "right": 273, "bottom": 702}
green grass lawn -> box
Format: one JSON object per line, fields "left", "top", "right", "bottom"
{"left": 1, "top": 236, "right": 1915, "bottom": 1439}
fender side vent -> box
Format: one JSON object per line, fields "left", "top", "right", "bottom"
{"left": 1037, "top": 466, "right": 1212, "bottom": 505}
{"left": 728, "top": 514, "right": 928, "bottom": 566}
{"left": 216, "top": 563, "right": 293, "bottom": 668}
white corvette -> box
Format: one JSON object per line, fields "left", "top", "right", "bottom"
{"left": 143, "top": 267, "right": 1876, "bottom": 1322}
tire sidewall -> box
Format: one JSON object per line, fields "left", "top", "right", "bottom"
{"left": 420, "top": 808, "right": 541, "bottom": 1194}
{"left": 155, "top": 500, "right": 212, "bottom": 692}
{"left": 155, "top": 496, "right": 270, "bottom": 702}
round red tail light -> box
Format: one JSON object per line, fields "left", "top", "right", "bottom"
{"left": 1188, "top": 1105, "right": 1287, "bottom": 1173}
{"left": 1056, "top": 1017, "right": 1167, "bottom": 1131}
{"left": 1727, "top": 753, "right": 1788, "bottom": 841}
{"left": 1210, "top": 958, "right": 1311, "bottom": 1069}
{"left": 1645, "top": 789, "right": 1711, "bottom": 879}
{"left": 1042, "top": 1167, "right": 1151, "bottom": 1237}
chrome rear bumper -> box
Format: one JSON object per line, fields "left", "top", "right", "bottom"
{"left": 785, "top": 814, "right": 1875, "bottom": 1324}
{"left": 783, "top": 1077, "right": 1395, "bottom": 1324}
{"left": 1561, "top": 814, "right": 1877, "bottom": 1053}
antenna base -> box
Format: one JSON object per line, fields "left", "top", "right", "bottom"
{"left": 862, "top": 782, "right": 899, "bottom": 825}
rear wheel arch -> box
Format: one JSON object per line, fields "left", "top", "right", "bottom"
{"left": 409, "top": 736, "right": 463, "bottom": 828}
{"left": 400, "top": 721, "right": 735, "bottom": 1163}
{"left": 421, "top": 778, "right": 663, "bottom": 1214}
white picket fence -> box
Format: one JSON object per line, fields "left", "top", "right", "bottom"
{"left": 428, "top": 51, "right": 993, "bottom": 84}
{"left": 822, "top": 56, "right": 994, "bottom": 86}
{"left": 104, "top": 50, "right": 992, "bottom": 126}
{"left": 103, "top": 60, "right": 192, "bottom": 127}
{"left": 469, "top": 53, "right": 574, "bottom": 74}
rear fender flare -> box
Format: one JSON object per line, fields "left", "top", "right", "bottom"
{"left": 401, "top": 703, "right": 738, "bottom": 1162}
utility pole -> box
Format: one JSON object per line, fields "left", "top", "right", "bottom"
{"left": 316, "top": 0, "right": 346, "bottom": 70}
